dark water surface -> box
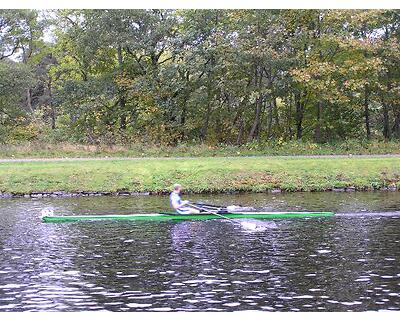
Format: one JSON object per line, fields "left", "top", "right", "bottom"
{"left": 0, "top": 192, "right": 399, "bottom": 312}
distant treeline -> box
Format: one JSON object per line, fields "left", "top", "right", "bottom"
{"left": 0, "top": 9, "right": 399, "bottom": 145}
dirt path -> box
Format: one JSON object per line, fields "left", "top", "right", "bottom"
{"left": 0, "top": 154, "right": 399, "bottom": 163}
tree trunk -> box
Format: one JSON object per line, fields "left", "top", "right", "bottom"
{"left": 247, "top": 97, "right": 262, "bottom": 142}
{"left": 364, "top": 85, "right": 371, "bottom": 140}
{"left": 267, "top": 100, "right": 273, "bottom": 138}
{"left": 287, "top": 95, "right": 293, "bottom": 139}
{"left": 393, "top": 108, "right": 400, "bottom": 139}
{"left": 314, "top": 101, "right": 322, "bottom": 143}
{"left": 236, "top": 117, "right": 244, "bottom": 145}
{"left": 273, "top": 97, "right": 280, "bottom": 134}
{"left": 382, "top": 81, "right": 391, "bottom": 140}
{"left": 180, "top": 72, "right": 190, "bottom": 128}
{"left": 200, "top": 57, "right": 215, "bottom": 141}
{"left": 200, "top": 102, "right": 211, "bottom": 141}
{"left": 295, "top": 92, "right": 303, "bottom": 140}
{"left": 382, "top": 99, "right": 390, "bottom": 140}
{"left": 26, "top": 88, "right": 34, "bottom": 113}
{"left": 48, "top": 79, "right": 56, "bottom": 129}
{"left": 117, "top": 45, "right": 127, "bottom": 130}
{"left": 200, "top": 78, "right": 213, "bottom": 141}
{"left": 50, "top": 108, "right": 56, "bottom": 129}
{"left": 247, "top": 63, "right": 264, "bottom": 143}
{"left": 215, "top": 111, "right": 222, "bottom": 143}
{"left": 180, "top": 96, "right": 188, "bottom": 126}
{"left": 256, "top": 99, "right": 265, "bottom": 141}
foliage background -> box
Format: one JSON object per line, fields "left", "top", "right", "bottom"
{"left": 0, "top": 9, "right": 399, "bottom": 147}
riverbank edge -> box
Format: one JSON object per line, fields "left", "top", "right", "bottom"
{"left": 1, "top": 186, "right": 399, "bottom": 199}
{"left": 2, "top": 156, "right": 400, "bottom": 197}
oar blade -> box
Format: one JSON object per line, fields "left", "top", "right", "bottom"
{"left": 240, "top": 221, "right": 258, "bottom": 230}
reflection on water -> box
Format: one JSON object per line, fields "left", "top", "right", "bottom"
{"left": 0, "top": 192, "right": 399, "bottom": 311}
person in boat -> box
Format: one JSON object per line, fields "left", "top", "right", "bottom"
{"left": 170, "top": 184, "right": 200, "bottom": 215}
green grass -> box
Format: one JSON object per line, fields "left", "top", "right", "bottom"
{"left": 0, "top": 156, "right": 399, "bottom": 194}
{"left": 0, "top": 140, "right": 400, "bottom": 158}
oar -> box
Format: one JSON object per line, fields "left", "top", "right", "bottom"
{"left": 192, "top": 202, "right": 228, "bottom": 212}
{"left": 193, "top": 202, "right": 252, "bottom": 213}
{"left": 193, "top": 202, "right": 226, "bottom": 208}
{"left": 188, "top": 203, "right": 257, "bottom": 230}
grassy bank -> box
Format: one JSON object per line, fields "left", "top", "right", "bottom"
{"left": 0, "top": 140, "right": 400, "bottom": 159}
{"left": 0, "top": 156, "right": 399, "bottom": 195}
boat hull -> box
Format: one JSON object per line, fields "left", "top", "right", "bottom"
{"left": 42, "top": 211, "right": 335, "bottom": 223}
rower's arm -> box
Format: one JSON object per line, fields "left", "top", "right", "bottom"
{"left": 171, "top": 199, "right": 189, "bottom": 209}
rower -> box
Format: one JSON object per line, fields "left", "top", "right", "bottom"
{"left": 170, "top": 184, "right": 200, "bottom": 215}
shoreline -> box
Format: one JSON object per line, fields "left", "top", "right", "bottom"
{"left": 1, "top": 187, "right": 399, "bottom": 199}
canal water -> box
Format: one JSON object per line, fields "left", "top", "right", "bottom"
{"left": 0, "top": 192, "right": 399, "bottom": 311}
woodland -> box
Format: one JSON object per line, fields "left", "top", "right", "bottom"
{"left": 0, "top": 10, "right": 399, "bottom": 146}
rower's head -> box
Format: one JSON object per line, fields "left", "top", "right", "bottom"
{"left": 173, "top": 184, "right": 182, "bottom": 193}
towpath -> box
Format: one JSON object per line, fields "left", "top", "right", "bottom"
{"left": 0, "top": 154, "right": 399, "bottom": 163}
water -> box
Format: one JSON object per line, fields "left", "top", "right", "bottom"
{"left": 0, "top": 192, "right": 399, "bottom": 311}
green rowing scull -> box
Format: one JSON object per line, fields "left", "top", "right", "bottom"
{"left": 42, "top": 211, "right": 335, "bottom": 223}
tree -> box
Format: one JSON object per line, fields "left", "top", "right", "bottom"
{"left": 0, "top": 60, "right": 34, "bottom": 127}
{"left": 1, "top": 9, "right": 399, "bottom": 145}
